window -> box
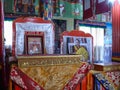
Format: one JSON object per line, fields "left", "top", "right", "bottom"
{"left": 4, "top": 21, "right": 13, "bottom": 48}
{"left": 79, "top": 26, "right": 104, "bottom": 62}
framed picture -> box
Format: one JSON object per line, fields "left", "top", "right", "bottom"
{"left": 27, "top": 36, "right": 43, "bottom": 55}
{"left": 62, "top": 36, "right": 92, "bottom": 63}
{"left": 25, "top": 31, "right": 44, "bottom": 55}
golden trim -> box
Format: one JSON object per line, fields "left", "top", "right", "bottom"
{"left": 103, "top": 65, "right": 120, "bottom": 71}
{"left": 94, "top": 63, "right": 120, "bottom": 71}
{"left": 112, "top": 57, "right": 120, "bottom": 62}
{"left": 18, "top": 55, "right": 84, "bottom": 68}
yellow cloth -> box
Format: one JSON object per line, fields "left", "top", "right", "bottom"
{"left": 75, "top": 47, "right": 89, "bottom": 60}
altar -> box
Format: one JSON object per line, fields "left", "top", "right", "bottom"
{"left": 9, "top": 17, "right": 93, "bottom": 90}
{"left": 10, "top": 55, "right": 92, "bottom": 90}
{"left": 9, "top": 17, "right": 120, "bottom": 90}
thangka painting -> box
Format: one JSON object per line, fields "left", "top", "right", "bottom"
{"left": 14, "top": 0, "right": 39, "bottom": 15}
{"left": 53, "top": 0, "right": 83, "bottom": 19}
{"left": 62, "top": 36, "right": 92, "bottom": 63}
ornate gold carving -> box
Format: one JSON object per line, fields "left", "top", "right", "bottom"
{"left": 18, "top": 55, "right": 83, "bottom": 68}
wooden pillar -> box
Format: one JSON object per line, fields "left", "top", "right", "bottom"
{"left": 0, "top": 0, "right": 6, "bottom": 89}
{"left": 112, "top": 0, "right": 120, "bottom": 57}
{"left": 39, "top": 0, "right": 44, "bottom": 17}
{"left": 0, "top": 0, "right": 4, "bottom": 57}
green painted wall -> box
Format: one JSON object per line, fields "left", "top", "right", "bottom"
{"left": 4, "top": 0, "right": 14, "bottom": 13}
{"left": 59, "top": 0, "right": 83, "bottom": 19}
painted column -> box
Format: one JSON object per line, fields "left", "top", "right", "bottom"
{"left": 0, "top": 0, "right": 6, "bottom": 89}
{"left": 0, "top": 0, "right": 4, "bottom": 58}
{"left": 112, "top": 0, "right": 120, "bottom": 57}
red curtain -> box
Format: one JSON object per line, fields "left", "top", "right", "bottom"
{"left": 95, "top": 0, "right": 110, "bottom": 14}
{"left": 83, "top": 0, "right": 93, "bottom": 20}
{"left": 112, "top": 0, "right": 120, "bottom": 57}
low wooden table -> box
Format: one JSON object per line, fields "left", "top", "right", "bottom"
{"left": 93, "top": 62, "right": 120, "bottom": 71}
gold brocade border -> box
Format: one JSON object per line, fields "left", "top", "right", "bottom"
{"left": 103, "top": 65, "right": 120, "bottom": 71}
{"left": 18, "top": 55, "right": 84, "bottom": 68}
{"left": 94, "top": 63, "right": 120, "bottom": 71}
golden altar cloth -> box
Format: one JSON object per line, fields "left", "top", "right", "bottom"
{"left": 16, "top": 55, "right": 91, "bottom": 90}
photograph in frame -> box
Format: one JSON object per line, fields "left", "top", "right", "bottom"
{"left": 62, "top": 36, "right": 92, "bottom": 63}
{"left": 25, "top": 35, "right": 44, "bottom": 55}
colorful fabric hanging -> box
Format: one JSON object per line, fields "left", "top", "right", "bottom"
{"left": 93, "top": 73, "right": 114, "bottom": 90}
{"left": 95, "top": 0, "right": 110, "bottom": 14}
{"left": 43, "top": 0, "right": 53, "bottom": 20}
{"left": 83, "top": 0, "right": 93, "bottom": 20}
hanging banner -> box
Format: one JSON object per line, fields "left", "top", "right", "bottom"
{"left": 83, "top": 0, "right": 93, "bottom": 20}
{"left": 43, "top": 0, "right": 53, "bottom": 20}
{"left": 95, "top": 0, "right": 110, "bottom": 14}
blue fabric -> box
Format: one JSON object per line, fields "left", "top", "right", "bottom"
{"left": 94, "top": 73, "right": 114, "bottom": 90}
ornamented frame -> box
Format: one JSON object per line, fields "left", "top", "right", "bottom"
{"left": 12, "top": 17, "right": 54, "bottom": 56}
{"left": 25, "top": 31, "right": 44, "bottom": 55}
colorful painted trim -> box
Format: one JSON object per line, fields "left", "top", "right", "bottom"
{"left": 94, "top": 78, "right": 106, "bottom": 90}
{"left": 94, "top": 73, "right": 114, "bottom": 90}
{"left": 112, "top": 57, "right": 120, "bottom": 62}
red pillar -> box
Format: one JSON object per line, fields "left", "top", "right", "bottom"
{"left": 0, "top": 0, "right": 6, "bottom": 89}
{"left": 112, "top": 0, "right": 120, "bottom": 57}
{"left": 0, "top": 0, "right": 4, "bottom": 57}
